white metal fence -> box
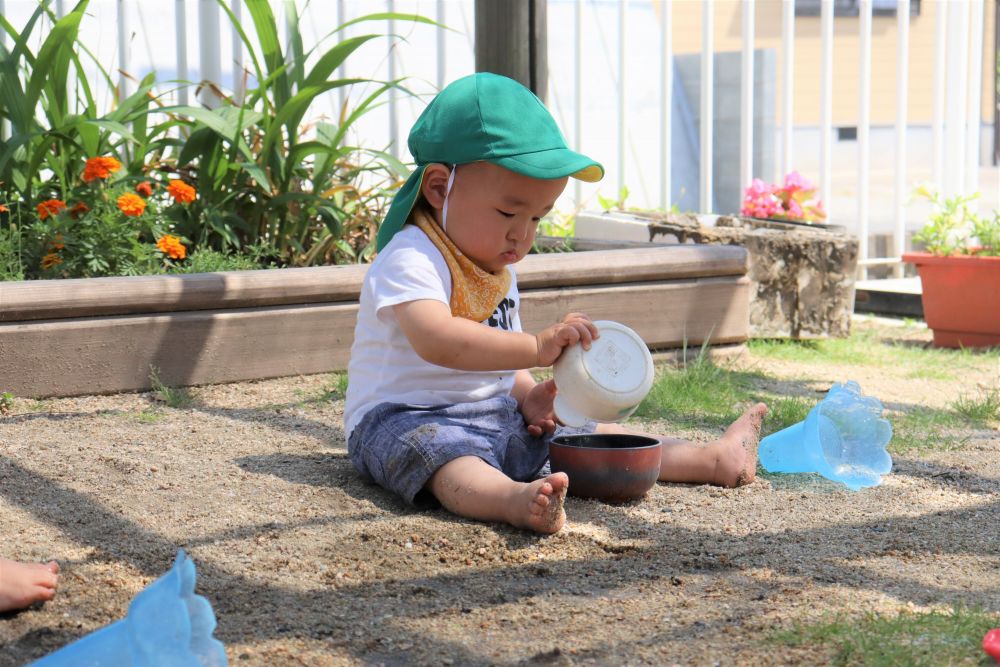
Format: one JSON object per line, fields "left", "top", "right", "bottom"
{"left": 2, "top": 0, "right": 996, "bottom": 278}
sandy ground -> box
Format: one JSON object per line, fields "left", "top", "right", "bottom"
{"left": 1, "top": 321, "right": 998, "bottom": 666}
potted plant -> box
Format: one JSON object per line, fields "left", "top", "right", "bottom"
{"left": 902, "top": 188, "right": 1000, "bottom": 348}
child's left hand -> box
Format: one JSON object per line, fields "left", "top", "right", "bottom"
{"left": 521, "top": 379, "right": 559, "bottom": 437}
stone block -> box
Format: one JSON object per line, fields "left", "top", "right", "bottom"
{"left": 641, "top": 213, "right": 858, "bottom": 338}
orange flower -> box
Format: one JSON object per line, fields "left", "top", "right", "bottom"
{"left": 156, "top": 234, "right": 187, "bottom": 260}
{"left": 49, "top": 233, "right": 65, "bottom": 251}
{"left": 167, "top": 179, "right": 196, "bottom": 204}
{"left": 36, "top": 199, "right": 67, "bottom": 220}
{"left": 0, "top": 204, "right": 8, "bottom": 213}
{"left": 40, "top": 252, "right": 63, "bottom": 269}
{"left": 117, "top": 193, "right": 146, "bottom": 217}
{"left": 69, "top": 202, "right": 89, "bottom": 220}
{"left": 82, "top": 156, "right": 122, "bottom": 183}
{"left": 135, "top": 181, "right": 154, "bottom": 197}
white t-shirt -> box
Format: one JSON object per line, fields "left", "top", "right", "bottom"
{"left": 344, "top": 226, "right": 521, "bottom": 438}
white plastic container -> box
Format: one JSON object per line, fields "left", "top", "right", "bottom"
{"left": 552, "top": 320, "right": 655, "bottom": 427}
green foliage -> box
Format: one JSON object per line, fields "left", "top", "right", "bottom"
{"left": 21, "top": 188, "right": 162, "bottom": 279}
{"left": 971, "top": 209, "right": 1000, "bottom": 256}
{"left": 597, "top": 186, "right": 630, "bottom": 212}
{"left": 156, "top": 2, "right": 438, "bottom": 266}
{"left": 634, "top": 343, "right": 810, "bottom": 435}
{"left": 0, "top": 391, "right": 14, "bottom": 415}
{"left": 537, "top": 211, "right": 575, "bottom": 238}
{"left": 951, "top": 386, "right": 1000, "bottom": 424}
{"left": 171, "top": 246, "right": 278, "bottom": 274}
{"left": 1, "top": 0, "right": 437, "bottom": 276}
{"left": 890, "top": 407, "right": 968, "bottom": 453}
{"left": 912, "top": 187, "right": 1000, "bottom": 257}
{"left": 768, "top": 605, "right": 1000, "bottom": 667}
{"left": 149, "top": 367, "right": 193, "bottom": 409}
{"left": 748, "top": 329, "right": 1000, "bottom": 377}
{"left": 0, "top": 1, "right": 178, "bottom": 205}
{"left": 0, "top": 220, "right": 24, "bottom": 280}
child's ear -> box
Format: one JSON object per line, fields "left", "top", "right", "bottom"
{"left": 420, "top": 163, "right": 452, "bottom": 210}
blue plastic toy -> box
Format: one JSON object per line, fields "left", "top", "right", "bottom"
{"left": 30, "top": 550, "right": 227, "bottom": 667}
{"left": 759, "top": 381, "right": 893, "bottom": 490}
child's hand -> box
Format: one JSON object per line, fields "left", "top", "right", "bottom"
{"left": 535, "top": 312, "right": 599, "bottom": 367}
{"left": 521, "top": 379, "right": 559, "bottom": 437}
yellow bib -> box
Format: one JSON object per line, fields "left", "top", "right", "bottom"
{"left": 411, "top": 209, "right": 511, "bottom": 322}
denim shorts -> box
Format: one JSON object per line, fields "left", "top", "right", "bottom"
{"left": 347, "top": 395, "right": 596, "bottom": 506}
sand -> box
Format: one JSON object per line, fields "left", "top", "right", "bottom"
{"left": 1, "top": 320, "right": 998, "bottom": 665}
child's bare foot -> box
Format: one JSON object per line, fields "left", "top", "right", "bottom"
{"left": 0, "top": 559, "right": 59, "bottom": 612}
{"left": 712, "top": 403, "right": 768, "bottom": 487}
{"left": 509, "top": 473, "right": 568, "bottom": 534}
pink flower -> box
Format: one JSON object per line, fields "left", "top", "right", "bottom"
{"left": 746, "top": 178, "right": 772, "bottom": 198}
{"left": 787, "top": 199, "right": 804, "bottom": 219}
{"left": 783, "top": 171, "right": 812, "bottom": 193}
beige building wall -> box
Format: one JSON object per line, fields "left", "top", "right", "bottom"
{"left": 663, "top": 0, "right": 996, "bottom": 126}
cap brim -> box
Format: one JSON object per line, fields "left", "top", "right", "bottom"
{"left": 493, "top": 148, "right": 604, "bottom": 183}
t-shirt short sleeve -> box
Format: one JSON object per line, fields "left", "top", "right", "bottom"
{"left": 368, "top": 230, "right": 451, "bottom": 321}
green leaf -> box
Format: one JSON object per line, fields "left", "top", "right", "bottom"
{"left": 302, "top": 35, "right": 381, "bottom": 89}
{"left": 25, "top": 2, "right": 88, "bottom": 119}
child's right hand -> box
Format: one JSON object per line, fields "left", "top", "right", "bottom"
{"left": 535, "top": 312, "right": 599, "bottom": 367}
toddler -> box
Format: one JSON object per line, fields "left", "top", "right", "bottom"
{"left": 345, "top": 73, "right": 766, "bottom": 534}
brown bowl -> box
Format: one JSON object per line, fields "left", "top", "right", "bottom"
{"left": 549, "top": 434, "right": 662, "bottom": 503}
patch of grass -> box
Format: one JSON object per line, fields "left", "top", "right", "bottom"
{"left": 889, "top": 408, "right": 969, "bottom": 453}
{"left": 951, "top": 387, "right": 1000, "bottom": 425}
{"left": 293, "top": 373, "right": 349, "bottom": 408}
{"left": 635, "top": 351, "right": 810, "bottom": 436}
{"left": 635, "top": 355, "right": 751, "bottom": 430}
{"left": 765, "top": 396, "right": 814, "bottom": 432}
{"left": 148, "top": 367, "right": 194, "bottom": 409}
{"left": 749, "top": 327, "right": 1000, "bottom": 378}
{"left": 768, "top": 605, "right": 1000, "bottom": 666}
{"left": 635, "top": 337, "right": 990, "bottom": 455}
{"left": 0, "top": 391, "right": 15, "bottom": 415}
{"left": 905, "top": 366, "right": 956, "bottom": 381}
{"left": 135, "top": 407, "right": 165, "bottom": 424}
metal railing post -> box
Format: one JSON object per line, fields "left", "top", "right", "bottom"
{"left": 893, "top": 0, "right": 911, "bottom": 277}
{"left": 700, "top": 1, "right": 714, "bottom": 213}
{"left": 857, "top": 0, "right": 872, "bottom": 277}
{"left": 661, "top": 0, "right": 672, "bottom": 212}
{"left": 176, "top": 0, "right": 189, "bottom": 106}
{"left": 820, "top": 0, "right": 833, "bottom": 224}
{"left": 781, "top": 0, "right": 794, "bottom": 180}
{"left": 740, "top": 0, "right": 755, "bottom": 196}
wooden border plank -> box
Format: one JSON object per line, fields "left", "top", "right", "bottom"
{"left": 1, "top": 245, "right": 748, "bottom": 322}
{"left": 0, "top": 276, "right": 748, "bottom": 398}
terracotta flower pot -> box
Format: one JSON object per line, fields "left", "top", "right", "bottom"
{"left": 902, "top": 251, "right": 1000, "bottom": 348}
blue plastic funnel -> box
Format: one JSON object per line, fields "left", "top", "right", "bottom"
{"left": 759, "top": 381, "right": 893, "bottom": 490}
{"left": 30, "top": 550, "right": 227, "bottom": 667}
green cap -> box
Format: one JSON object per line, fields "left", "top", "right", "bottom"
{"left": 376, "top": 73, "right": 604, "bottom": 251}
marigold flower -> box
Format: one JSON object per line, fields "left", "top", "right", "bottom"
{"left": 36, "top": 199, "right": 67, "bottom": 220}
{"left": 156, "top": 234, "right": 187, "bottom": 260}
{"left": 49, "top": 233, "right": 65, "bottom": 251}
{"left": 0, "top": 204, "right": 8, "bottom": 213}
{"left": 167, "top": 179, "right": 196, "bottom": 204}
{"left": 40, "top": 252, "right": 63, "bottom": 269}
{"left": 69, "top": 202, "right": 90, "bottom": 220}
{"left": 135, "top": 181, "right": 154, "bottom": 197}
{"left": 117, "top": 193, "right": 147, "bottom": 217}
{"left": 82, "top": 156, "right": 122, "bottom": 183}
